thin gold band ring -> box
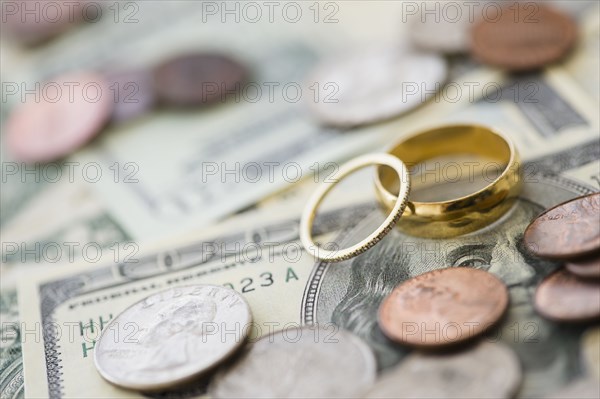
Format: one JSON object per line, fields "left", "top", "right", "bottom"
{"left": 300, "top": 153, "right": 410, "bottom": 262}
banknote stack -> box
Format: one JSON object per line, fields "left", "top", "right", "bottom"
{"left": 1, "top": 1, "right": 600, "bottom": 398}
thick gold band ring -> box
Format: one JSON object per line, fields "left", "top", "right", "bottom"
{"left": 301, "top": 153, "right": 410, "bottom": 262}
{"left": 374, "top": 124, "right": 522, "bottom": 238}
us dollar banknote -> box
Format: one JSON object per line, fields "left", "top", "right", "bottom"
{"left": 15, "top": 138, "right": 598, "bottom": 399}
{"left": 0, "top": 290, "right": 24, "bottom": 399}
{"left": 4, "top": 1, "right": 399, "bottom": 242}
{"left": 9, "top": 62, "right": 600, "bottom": 399}
{"left": 6, "top": 3, "right": 600, "bottom": 399}
{"left": 11, "top": 51, "right": 600, "bottom": 399}
{"left": 17, "top": 203, "right": 375, "bottom": 398}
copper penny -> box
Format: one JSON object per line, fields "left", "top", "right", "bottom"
{"left": 524, "top": 193, "right": 600, "bottom": 260}
{"left": 6, "top": 71, "right": 112, "bottom": 163}
{"left": 566, "top": 256, "right": 600, "bottom": 280}
{"left": 471, "top": 4, "right": 577, "bottom": 71}
{"left": 535, "top": 268, "right": 600, "bottom": 322}
{"left": 378, "top": 268, "right": 508, "bottom": 348}
{"left": 2, "top": 1, "right": 87, "bottom": 46}
{"left": 153, "top": 53, "right": 247, "bottom": 107}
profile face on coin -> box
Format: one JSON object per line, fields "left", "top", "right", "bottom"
{"left": 378, "top": 267, "right": 508, "bottom": 347}
{"left": 524, "top": 193, "right": 600, "bottom": 260}
{"left": 307, "top": 48, "right": 447, "bottom": 127}
{"left": 209, "top": 326, "right": 376, "bottom": 398}
{"left": 471, "top": 3, "right": 577, "bottom": 71}
{"left": 94, "top": 285, "right": 252, "bottom": 391}
{"left": 153, "top": 53, "right": 247, "bottom": 106}
{"left": 365, "top": 341, "right": 522, "bottom": 399}
{"left": 6, "top": 71, "right": 112, "bottom": 163}
{"left": 535, "top": 269, "right": 600, "bottom": 322}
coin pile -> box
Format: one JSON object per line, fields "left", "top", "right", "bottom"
{"left": 5, "top": 53, "right": 247, "bottom": 163}
{"left": 93, "top": 260, "right": 599, "bottom": 398}
{"left": 415, "top": 1, "right": 577, "bottom": 70}
{"left": 524, "top": 193, "right": 600, "bottom": 322}
{"left": 308, "top": 2, "right": 578, "bottom": 127}
{"left": 94, "top": 284, "right": 382, "bottom": 397}
{"left": 95, "top": 280, "right": 528, "bottom": 398}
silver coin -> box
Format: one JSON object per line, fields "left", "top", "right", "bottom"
{"left": 209, "top": 326, "right": 376, "bottom": 398}
{"left": 581, "top": 327, "right": 600, "bottom": 381}
{"left": 307, "top": 48, "right": 447, "bottom": 127}
{"left": 365, "top": 341, "right": 521, "bottom": 398}
{"left": 94, "top": 285, "right": 252, "bottom": 391}
{"left": 408, "top": 1, "right": 474, "bottom": 53}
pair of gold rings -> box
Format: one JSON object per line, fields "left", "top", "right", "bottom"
{"left": 300, "top": 124, "right": 522, "bottom": 262}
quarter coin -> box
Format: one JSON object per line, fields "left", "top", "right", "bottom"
{"left": 153, "top": 53, "right": 247, "bottom": 107}
{"left": 307, "top": 48, "right": 447, "bottom": 127}
{"left": 6, "top": 71, "right": 112, "bottom": 163}
{"left": 378, "top": 268, "right": 508, "bottom": 347}
{"left": 535, "top": 269, "right": 600, "bottom": 322}
{"left": 471, "top": 3, "right": 577, "bottom": 71}
{"left": 365, "top": 341, "right": 521, "bottom": 398}
{"left": 94, "top": 285, "right": 252, "bottom": 391}
{"left": 524, "top": 193, "right": 600, "bottom": 260}
{"left": 209, "top": 326, "right": 376, "bottom": 398}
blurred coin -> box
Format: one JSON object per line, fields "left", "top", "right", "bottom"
{"left": 566, "top": 256, "right": 600, "bottom": 279}
{"left": 2, "top": 1, "right": 88, "bottom": 46}
{"left": 365, "top": 341, "right": 521, "bottom": 398}
{"left": 409, "top": 2, "right": 473, "bottom": 53}
{"left": 524, "top": 193, "right": 600, "bottom": 260}
{"left": 94, "top": 285, "right": 251, "bottom": 391}
{"left": 153, "top": 53, "right": 247, "bottom": 106}
{"left": 545, "top": 378, "right": 600, "bottom": 398}
{"left": 308, "top": 48, "right": 447, "bottom": 127}
{"left": 535, "top": 269, "right": 600, "bottom": 322}
{"left": 6, "top": 71, "right": 111, "bottom": 163}
{"left": 104, "top": 69, "right": 156, "bottom": 123}
{"left": 209, "top": 326, "right": 376, "bottom": 398}
{"left": 378, "top": 268, "right": 508, "bottom": 347}
{"left": 581, "top": 327, "right": 600, "bottom": 380}
{"left": 471, "top": 4, "right": 577, "bottom": 71}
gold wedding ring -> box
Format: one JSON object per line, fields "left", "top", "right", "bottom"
{"left": 300, "top": 153, "right": 410, "bottom": 262}
{"left": 375, "top": 124, "right": 522, "bottom": 238}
